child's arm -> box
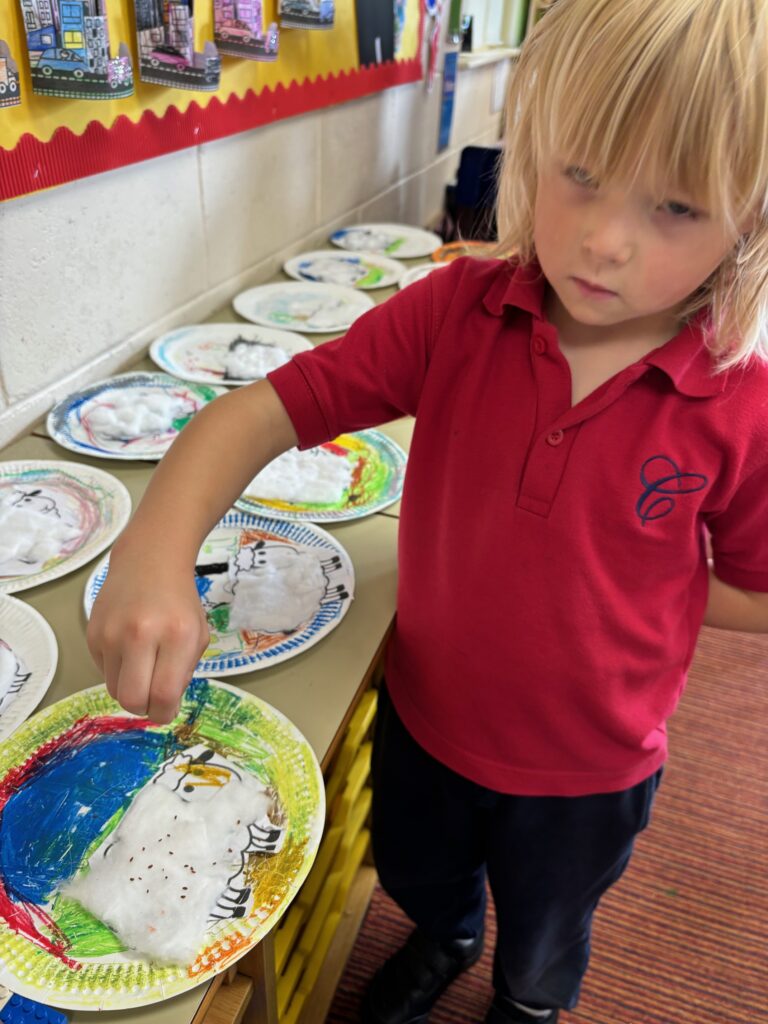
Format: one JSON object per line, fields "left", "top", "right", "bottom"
{"left": 86, "top": 379, "right": 298, "bottom": 724}
{"left": 703, "top": 570, "right": 768, "bottom": 632}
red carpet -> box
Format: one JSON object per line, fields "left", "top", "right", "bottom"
{"left": 326, "top": 627, "right": 768, "bottom": 1023}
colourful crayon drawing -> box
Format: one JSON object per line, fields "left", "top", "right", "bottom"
{"left": 0, "top": 463, "right": 131, "bottom": 594}
{"left": 194, "top": 525, "right": 351, "bottom": 661}
{"left": 236, "top": 430, "right": 407, "bottom": 522}
{"left": 135, "top": 0, "right": 221, "bottom": 90}
{"left": 282, "top": 251, "right": 405, "bottom": 290}
{"left": 332, "top": 226, "right": 407, "bottom": 254}
{"left": 85, "top": 512, "right": 355, "bottom": 676}
{"left": 0, "top": 679, "right": 324, "bottom": 1010}
{"left": 213, "top": 0, "right": 279, "bottom": 61}
{"left": 47, "top": 374, "right": 225, "bottom": 461}
{"left": 17, "top": 0, "right": 133, "bottom": 99}
{"left": 149, "top": 324, "right": 313, "bottom": 386}
{"left": 0, "top": 41, "right": 21, "bottom": 108}
{"left": 233, "top": 281, "right": 375, "bottom": 333}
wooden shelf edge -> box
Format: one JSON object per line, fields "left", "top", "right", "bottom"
{"left": 295, "top": 866, "right": 379, "bottom": 1024}
{"left": 201, "top": 975, "right": 255, "bottom": 1024}
{"left": 192, "top": 976, "right": 226, "bottom": 1024}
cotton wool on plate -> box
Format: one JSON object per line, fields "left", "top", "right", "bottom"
{"left": 83, "top": 391, "right": 191, "bottom": 440}
{"left": 223, "top": 342, "right": 290, "bottom": 380}
{"left": 0, "top": 505, "right": 81, "bottom": 575}
{"left": 247, "top": 447, "right": 354, "bottom": 505}
{"left": 62, "top": 747, "right": 275, "bottom": 964}
{"left": 300, "top": 258, "right": 366, "bottom": 288}
{"left": 228, "top": 542, "right": 327, "bottom": 634}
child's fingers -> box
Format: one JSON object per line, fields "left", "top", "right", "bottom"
{"left": 145, "top": 636, "right": 202, "bottom": 725}
{"left": 102, "top": 652, "right": 122, "bottom": 702}
{"left": 114, "top": 646, "right": 159, "bottom": 718}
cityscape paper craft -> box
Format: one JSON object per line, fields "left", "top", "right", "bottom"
{"left": 135, "top": 0, "right": 221, "bottom": 90}
{"left": 17, "top": 0, "right": 133, "bottom": 99}
{"left": 213, "top": 0, "right": 279, "bottom": 61}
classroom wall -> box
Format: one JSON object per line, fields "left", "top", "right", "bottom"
{"left": 0, "top": 56, "right": 509, "bottom": 447}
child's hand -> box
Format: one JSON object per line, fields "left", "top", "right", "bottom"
{"left": 83, "top": 380, "right": 298, "bottom": 723}
{"left": 86, "top": 560, "right": 210, "bottom": 725}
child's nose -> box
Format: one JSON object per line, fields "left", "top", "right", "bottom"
{"left": 581, "top": 215, "right": 634, "bottom": 265}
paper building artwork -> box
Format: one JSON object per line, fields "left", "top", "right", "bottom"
{"left": 135, "top": 0, "right": 221, "bottom": 90}
{"left": 0, "top": 41, "right": 21, "bottom": 108}
{"left": 17, "top": 0, "right": 134, "bottom": 100}
{"left": 213, "top": 0, "right": 279, "bottom": 61}
{"left": 278, "top": 0, "right": 334, "bottom": 31}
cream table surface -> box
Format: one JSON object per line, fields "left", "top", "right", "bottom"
{"left": 0, "top": 263, "right": 424, "bottom": 1021}
{"left": 1, "top": 429, "right": 400, "bottom": 1023}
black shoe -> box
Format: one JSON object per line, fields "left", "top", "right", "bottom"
{"left": 361, "top": 926, "right": 484, "bottom": 1024}
{"left": 484, "top": 994, "right": 559, "bottom": 1024}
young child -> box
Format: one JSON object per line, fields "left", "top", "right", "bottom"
{"left": 87, "top": 1, "right": 768, "bottom": 1021}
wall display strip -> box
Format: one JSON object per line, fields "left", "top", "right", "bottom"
{"left": 0, "top": 0, "right": 424, "bottom": 200}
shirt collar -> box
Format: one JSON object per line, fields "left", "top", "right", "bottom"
{"left": 483, "top": 260, "right": 725, "bottom": 398}
{"left": 642, "top": 313, "right": 727, "bottom": 398}
{"left": 482, "top": 259, "right": 547, "bottom": 319}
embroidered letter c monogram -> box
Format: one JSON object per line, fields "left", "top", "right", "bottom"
{"left": 636, "top": 455, "right": 707, "bottom": 526}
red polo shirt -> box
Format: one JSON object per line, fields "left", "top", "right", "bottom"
{"left": 268, "top": 258, "right": 768, "bottom": 796}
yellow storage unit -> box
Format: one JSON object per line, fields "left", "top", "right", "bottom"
{"left": 275, "top": 686, "right": 380, "bottom": 1023}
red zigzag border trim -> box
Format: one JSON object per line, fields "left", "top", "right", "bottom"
{"left": 0, "top": 57, "right": 423, "bottom": 201}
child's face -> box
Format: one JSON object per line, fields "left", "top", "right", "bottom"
{"left": 534, "top": 160, "right": 743, "bottom": 334}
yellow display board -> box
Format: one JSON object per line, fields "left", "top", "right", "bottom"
{"left": 0, "top": 0, "right": 423, "bottom": 199}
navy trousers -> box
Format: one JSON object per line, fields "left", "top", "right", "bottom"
{"left": 370, "top": 683, "right": 663, "bottom": 1011}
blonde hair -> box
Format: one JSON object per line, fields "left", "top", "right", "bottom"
{"left": 497, "top": 0, "right": 768, "bottom": 369}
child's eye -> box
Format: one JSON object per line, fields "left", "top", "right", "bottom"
{"left": 564, "top": 165, "right": 597, "bottom": 188}
{"left": 660, "top": 200, "right": 698, "bottom": 220}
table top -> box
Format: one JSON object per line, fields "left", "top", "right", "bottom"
{"left": 0, "top": 257, "right": 421, "bottom": 1021}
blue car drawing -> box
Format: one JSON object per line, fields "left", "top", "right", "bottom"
{"left": 37, "top": 48, "right": 87, "bottom": 77}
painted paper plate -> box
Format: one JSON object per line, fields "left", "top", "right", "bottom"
{"left": 47, "top": 373, "right": 227, "bottom": 461}
{"left": 0, "top": 461, "right": 131, "bottom": 595}
{"left": 282, "top": 250, "right": 404, "bottom": 290}
{"left": 0, "top": 677, "right": 324, "bottom": 1010}
{"left": 233, "top": 281, "right": 374, "bottom": 333}
{"left": 399, "top": 261, "right": 452, "bottom": 289}
{"left": 235, "top": 430, "right": 406, "bottom": 522}
{"left": 431, "top": 240, "right": 499, "bottom": 262}
{"left": 85, "top": 511, "right": 355, "bottom": 676}
{"left": 149, "top": 323, "right": 313, "bottom": 386}
{"left": 329, "top": 223, "right": 443, "bottom": 259}
{"left": 0, "top": 596, "right": 57, "bottom": 741}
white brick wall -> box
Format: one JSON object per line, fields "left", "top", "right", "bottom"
{"left": 0, "top": 56, "right": 507, "bottom": 446}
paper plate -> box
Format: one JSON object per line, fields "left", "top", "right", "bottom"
{"left": 0, "top": 461, "right": 131, "bottom": 594}
{"left": 233, "top": 281, "right": 374, "bottom": 333}
{"left": 282, "top": 250, "right": 404, "bottom": 290}
{"left": 235, "top": 430, "right": 406, "bottom": 522}
{"left": 47, "top": 372, "right": 227, "bottom": 461}
{"left": 430, "top": 240, "right": 499, "bottom": 262}
{"left": 329, "top": 223, "right": 443, "bottom": 259}
{"left": 399, "top": 261, "right": 452, "bottom": 289}
{"left": 0, "top": 596, "right": 58, "bottom": 741}
{"left": 0, "top": 677, "right": 324, "bottom": 1010}
{"left": 149, "top": 323, "right": 313, "bottom": 386}
{"left": 84, "top": 511, "right": 355, "bottom": 676}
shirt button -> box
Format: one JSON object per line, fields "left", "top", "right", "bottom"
{"left": 546, "top": 429, "right": 564, "bottom": 446}
{"left": 533, "top": 337, "right": 546, "bottom": 355}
